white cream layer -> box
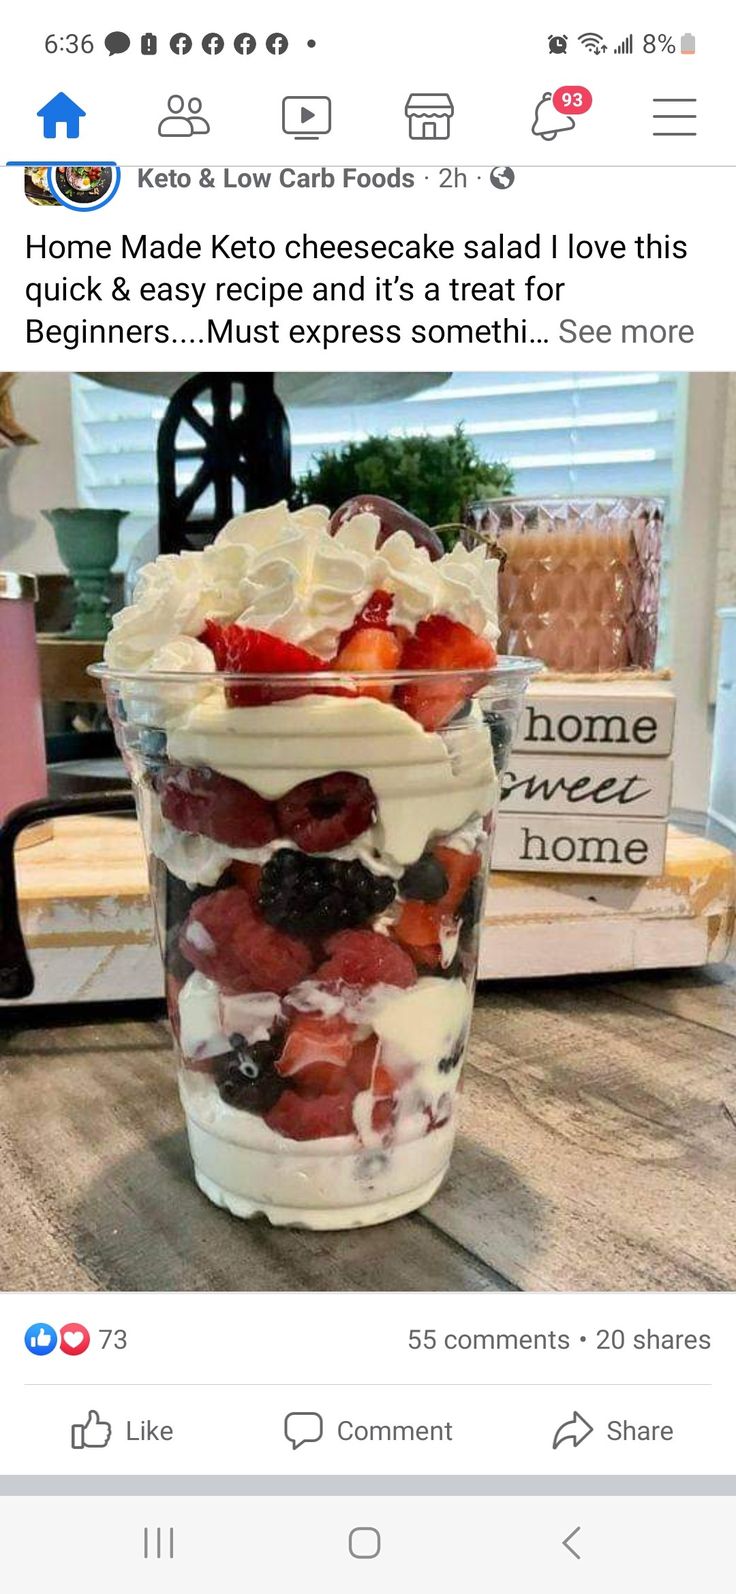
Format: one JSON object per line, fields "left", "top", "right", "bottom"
{"left": 167, "top": 692, "right": 495, "bottom": 866}
{"left": 178, "top": 970, "right": 283, "bottom": 1059}
{"left": 181, "top": 1067, "right": 455, "bottom": 1220}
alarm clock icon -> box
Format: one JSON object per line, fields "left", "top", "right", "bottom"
{"left": 548, "top": 35, "right": 568, "bottom": 54}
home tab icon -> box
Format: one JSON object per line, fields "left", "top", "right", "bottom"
{"left": 405, "top": 92, "right": 454, "bottom": 140}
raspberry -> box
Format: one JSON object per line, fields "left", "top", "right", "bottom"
{"left": 229, "top": 860, "right": 263, "bottom": 902}
{"left": 397, "top": 616, "right": 497, "bottom": 730}
{"left": 157, "top": 762, "right": 277, "bottom": 848}
{"left": 200, "top": 620, "right": 329, "bottom": 706}
{"left": 180, "top": 887, "right": 313, "bottom": 995}
{"left": 276, "top": 772, "right": 377, "bottom": 853}
{"left": 316, "top": 929, "right": 417, "bottom": 990}
{"left": 259, "top": 850, "right": 395, "bottom": 937}
{"left": 265, "top": 1086, "right": 358, "bottom": 1141}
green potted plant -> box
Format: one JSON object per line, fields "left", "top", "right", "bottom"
{"left": 294, "top": 426, "right": 513, "bottom": 548}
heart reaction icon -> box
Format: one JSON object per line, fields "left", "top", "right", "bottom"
{"left": 60, "top": 1322, "right": 91, "bottom": 1357}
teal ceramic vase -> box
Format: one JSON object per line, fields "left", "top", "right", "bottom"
{"left": 43, "top": 507, "right": 127, "bottom": 640}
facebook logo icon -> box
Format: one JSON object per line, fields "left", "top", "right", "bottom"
{"left": 170, "top": 32, "right": 192, "bottom": 55}
{"left": 266, "top": 32, "right": 289, "bottom": 54}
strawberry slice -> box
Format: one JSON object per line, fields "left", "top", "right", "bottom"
{"left": 339, "top": 590, "right": 394, "bottom": 646}
{"left": 393, "top": 849, "right": 482, "bottom": 968}
{"left": 393, "top": 900, "right": 443, "bottom": 969}
{"left": 371, "top": 1098, "right": 397, "bottom": 1134}
{"left": 277, "top": 1012, "right": 356, "bottom": 1095}
{"left": 334, "top": 627, "right": 402, "bottom": 701}
{"left": 200, "top": 620, "right": 329, "bottom": 706}
{"left": 347, "top": 1035, "right": 397, "bottom": 1098}
{"left": 396, "top": 616, "right": 497, "bottom": 730}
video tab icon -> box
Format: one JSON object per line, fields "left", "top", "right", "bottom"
{"left": 282, "top": 96, "right": 331, "bottom": 139}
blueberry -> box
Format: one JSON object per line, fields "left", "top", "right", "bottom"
{"left": 139, "top": 728, "right": 168, "bottom": 764}
{"left": 488, "top": 711, "right": 514, "bottom": 771}
{"left": 438, "top": 1043, "right": 464, "bottom": 1075}
{"left": 399, "top": 855, "right": 449, "bottom": 903}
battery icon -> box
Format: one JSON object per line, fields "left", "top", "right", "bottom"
{"left": 681, "top": 32, "right": 695, "bottom": 53}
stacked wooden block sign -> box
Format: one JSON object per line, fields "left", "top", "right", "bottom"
{"left": 495, "top": 674, "right": 675, "bottom": 875}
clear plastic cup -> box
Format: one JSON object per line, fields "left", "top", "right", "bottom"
{"left": 91, "top": 659, "right": 538, "bottom": 1230}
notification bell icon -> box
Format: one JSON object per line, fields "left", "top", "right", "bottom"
{"left": 531, "top": 91, "right": 575, "bottom": 141}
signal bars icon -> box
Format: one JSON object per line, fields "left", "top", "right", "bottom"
{"left": 615, "top": 33, "right": 634, "bottom": 53}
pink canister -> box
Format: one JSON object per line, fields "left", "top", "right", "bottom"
{"left": 0, "top": 573, "right": 48, "bottom": 838}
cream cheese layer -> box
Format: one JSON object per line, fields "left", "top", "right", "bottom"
{"left": 167, "top": 692, "right": 495, "bottom": 866}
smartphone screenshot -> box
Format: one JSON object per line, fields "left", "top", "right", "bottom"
{"left": 0, "top": 3, "right": 734, "bottom": 1588}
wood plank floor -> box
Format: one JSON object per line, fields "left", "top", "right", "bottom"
{"left": 1, "top": 956, "right": 734, "bottom": 1292}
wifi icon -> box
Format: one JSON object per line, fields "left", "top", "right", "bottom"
{"left": 578, "top": 31, "right": 606, "bottom": 53}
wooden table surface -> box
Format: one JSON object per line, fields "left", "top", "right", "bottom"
{"left": 1, "top": 959, "right": 735, "bottom": 1293}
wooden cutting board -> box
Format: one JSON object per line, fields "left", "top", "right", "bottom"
{"left": 3, "top": 815, "right": 734, "bottom": 1006}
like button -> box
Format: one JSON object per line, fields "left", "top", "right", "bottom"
{"left": 24, "top": 1323, "right": 58, "bottom": 1356}
{"left": 71, "top": 1410, "right": 112, "bottom": 1450}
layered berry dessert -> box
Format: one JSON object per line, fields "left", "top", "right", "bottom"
{"left": 102, "top": 495, "right": 528, "bottom": 1228}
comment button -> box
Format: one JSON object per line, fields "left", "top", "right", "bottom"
{"left": 284, "top": 1411, "right": 324, "bottom": 1450}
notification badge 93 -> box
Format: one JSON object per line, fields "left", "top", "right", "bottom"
{"left": 532, "top": 84, "right": 592, "bottom": 140}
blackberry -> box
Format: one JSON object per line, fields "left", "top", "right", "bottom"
{"left": 488, "top": 710, "right": 514, "bottom": 771}
{"left": 399, "top": 855, "right": 448, "bottom": 903}
{"left": 214, "top": 1034, "right": 285, "bottom": 1115}
{"left": 259, "top": 849, "right": 395, "bottom": 937}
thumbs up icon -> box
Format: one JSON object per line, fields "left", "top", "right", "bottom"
{"left": 71, "top": 1410, "right": 112, "bottom": 1449}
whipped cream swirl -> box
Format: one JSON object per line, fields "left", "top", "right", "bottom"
{"left": 104, "top": 500, "right": 499, "bottom": 670}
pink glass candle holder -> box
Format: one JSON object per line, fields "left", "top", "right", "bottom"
{"left": 466, "top": 498, "right": 664, "bottom": 672}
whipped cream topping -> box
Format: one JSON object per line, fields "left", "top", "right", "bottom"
{"left": 104, "top": 499, "right": 499, "bottom": 670}
{"left": 167, "top": 692, "right": 496, "bottom": 866}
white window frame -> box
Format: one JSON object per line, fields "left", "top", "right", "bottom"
{"left": 667, "top": 372, "right": 729, "bottom": 814}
